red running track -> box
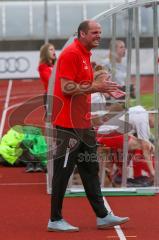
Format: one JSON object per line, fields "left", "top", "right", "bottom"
{"left": 132, "top": 75, "right": 154, "bottom": 94}
{"left": 0, "top": 79, "right": 45, "bottom": 135}
{"left": 0, "top": 166, "right": 159, "bottom": 240}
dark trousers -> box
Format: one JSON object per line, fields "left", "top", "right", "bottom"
{"left": 50, "top": 126, "right": 108, "bottom": 221}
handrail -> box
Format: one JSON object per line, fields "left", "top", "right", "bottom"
{"left": 3, "top": 1, "right": 133, "bottom": 4}
{"left": 93, "top": 0, "right": 158, "bottom": 21}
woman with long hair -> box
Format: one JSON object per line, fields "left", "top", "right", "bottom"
{"left": 103, "top": 39, "right": 135, "bottom": 99}
{"left": 38, "top": 43, "right": 56, "bottom": 108}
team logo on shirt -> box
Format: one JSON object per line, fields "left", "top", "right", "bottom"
{"left": 69, "top": 138, "right": 78, "bottom": 148}
{"left": 83, "top": 60, "right": 88, "bottom": 70}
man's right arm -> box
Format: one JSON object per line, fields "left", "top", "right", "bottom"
{"left": 61, "top": 72, "right": 119, "bottom": 96}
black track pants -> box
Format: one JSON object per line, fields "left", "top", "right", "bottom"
{"left": 50, "top": 126, "right": 108, "bottom": 221}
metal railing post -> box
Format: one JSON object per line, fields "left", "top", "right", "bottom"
{"left": 152, "top": 1, "right": 159, "bottom": 188}
{"left": 111, "top": 14, "right": 117, "bottom": 83}
{"left": 44, "top": 0, "right": 48, "bottom": 43}
{"left": 122, "top": 8, "right": 133, "bottom": 187}
{"left": 134, "top": 6, "right": 140, "bottom": 104}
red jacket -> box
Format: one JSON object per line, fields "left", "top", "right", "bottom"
{"left": 38, "top": 63, "right": 54, "bottom": 92}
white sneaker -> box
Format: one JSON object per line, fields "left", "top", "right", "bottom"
{"left": 47, "top": 219, "right": 79, "bottom": 232}
{"left": 97, "top": 212, "right": 129, "bottom": 229}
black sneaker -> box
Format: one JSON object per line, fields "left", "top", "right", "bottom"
{"left": 127, "top": 176, "right": 154, "bottom": 187}
{"left": 34, "top": 162, "right": 44, "bottom": 172}
{"left": 25, "top": 162, "right": 34, "bottom": 173}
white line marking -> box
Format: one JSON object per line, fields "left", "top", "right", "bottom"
{"left": 0, "top": 80, "right": 13, "bottom": 138}
{"left": 103, "top": 197, "right": 127, "bottom": 240}
{"left": 106, "top": 236, "right": 136, "bottom": 239}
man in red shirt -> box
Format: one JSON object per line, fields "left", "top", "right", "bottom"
{"left": 48, "top": 19, "right": 129, "bottom": 232}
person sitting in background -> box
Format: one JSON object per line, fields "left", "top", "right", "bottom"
{"left": 38, "top": 42, "right": 56, "bottom": 111}
{"left": 122, "top": 105, "right": 155, "bottom": 179}
{"left": 102, "top": 39, "right": 135, "bottom": 99}
{"left": 92, "top": 101, "right": 155, "bottom": 186}
{"left": 91, "top": 66, "right": 154, "bottom": 185}
{"left": 0, "top": 125, "right": 47, "bottom": 173}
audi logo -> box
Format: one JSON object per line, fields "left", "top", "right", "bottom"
{"left": 0, "top": 57, "right": 30, "bottom": 73}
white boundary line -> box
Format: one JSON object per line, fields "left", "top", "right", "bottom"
{"left": 0, "top": 80, "right": 13, "bottom": 139}
{"left": 103, "top": 197, "right": 127, "bottom": 240}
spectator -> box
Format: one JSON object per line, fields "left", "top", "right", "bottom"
{"left": 95, "top": 102, "right": 155, "bottom": 184}
{"left": 124, "top": 105, "right": 155, "bottom": 178}
{"left": 38, "top": 42, "right": 56, "bottom": 110}
{"left": 48, "top": 19, "right": 129, "bottom": 232}
{"left": 102, "top": 39, "right": 135, "bottom": 98}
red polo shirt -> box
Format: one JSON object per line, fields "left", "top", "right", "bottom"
{"left": 38, "top": 63, "right": 54, "bottom": 92}
{"left": 52, "top": 38, "right": 93, "bottom": 129}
